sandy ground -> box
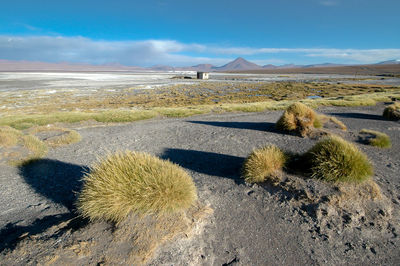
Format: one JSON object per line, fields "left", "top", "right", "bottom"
{"left": 1, "top": 103, "right": 399, "bottom": 265}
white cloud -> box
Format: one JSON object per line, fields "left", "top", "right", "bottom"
{"left": 0, "top": 35, "right": 399, "bottom": 66}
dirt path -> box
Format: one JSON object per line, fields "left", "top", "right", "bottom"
{"left": 1, "top": 104, "right": 400, "bottom": 265}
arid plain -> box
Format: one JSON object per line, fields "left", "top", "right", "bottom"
{"left": 1, "top": 71, "right": 400, "bottom": 265}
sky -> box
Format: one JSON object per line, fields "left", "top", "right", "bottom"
{"left": 0, "top": 0, "right": 399, "bottom": 67}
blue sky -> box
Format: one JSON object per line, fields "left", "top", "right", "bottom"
{"left": 0, "top": 0, "right": 399, "bottom": 66}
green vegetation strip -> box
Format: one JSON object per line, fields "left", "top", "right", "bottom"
{"left": 1, "top": 91, "right": 399, "bottom": 130}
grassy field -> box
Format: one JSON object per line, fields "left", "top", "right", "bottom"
{"left": 0, "top": 81, "right": 399, "bottom": 129}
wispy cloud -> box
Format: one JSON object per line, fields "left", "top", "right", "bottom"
{"left": 0, "top": 35, "right": 398, "bottom": 66}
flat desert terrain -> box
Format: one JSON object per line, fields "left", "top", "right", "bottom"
{"left": 0, "top": 72, "right": 400, "bottom": 265}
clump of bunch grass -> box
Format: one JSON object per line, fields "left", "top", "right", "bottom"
{"left": 29, "top": 126, "right": 82, "bottom": 147}
{"left": 276, "top": 102, "right": 316, "bottom": 137}
{"left": 304, "top": 135, "right": 373, "bottom": 183}
{"left": 0, "top": 126, "right": 47, "bottom": 163}
{"left": 77, "top": 151, "right": 198, "bottom": 223}
{"left": 360, "top": 129, "right": 391, "bottom": 148}
{"left": 0, "top": 126, "right": 22, "bottom": 147}
{"left": 383, "top": 102, "right": 400, "bottom": 121}
{"left": 21, "top": 135, "right": 48, "bottom": 159}
{"left": 242, "top": 145, "right": 287, "bottom": 183}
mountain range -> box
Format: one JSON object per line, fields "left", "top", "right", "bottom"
{"left": 0, "top": 57, "right": 399, "bottom": 72}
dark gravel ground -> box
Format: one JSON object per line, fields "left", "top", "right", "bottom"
{"left": 1, "top": 103, "right": 399, "bottom": 265}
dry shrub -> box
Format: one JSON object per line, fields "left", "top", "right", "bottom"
{"left": 276, "top": 102, "right": 316, "bottom": 136}
{"left": 242, "top": 145, "right": 287, "bottom": 183}
{"left": 360, "top": 129, "right": 392, "bottom": 148}
{"left": 304, "top": 135, "right": 373, "bottom": 183}
{"left": 77, "top": 151, "right": 198, "bottom": 223}
{"left": 29, "top": 126, "right": 81, "bottom": 147}
{"left": 383, "top": 102, "right": 400, "bottom": 120}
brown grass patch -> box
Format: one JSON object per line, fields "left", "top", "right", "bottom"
{"left": 276, "top": 102, "right": 316, "bottom": 136}
{"left": 383, "top": 102, "right": 400, "bottom": 120}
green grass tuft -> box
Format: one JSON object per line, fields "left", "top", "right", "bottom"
{"left": 276, "top": 102, "right": 316, "bottom": 137}
{"left": 304, "top": 135, "right": 373, "bottom": 183}
{"left": 383, "top": 102, "right": 400, "bottom": 121}
{"left": 155, "top": 107, "right": 209, "bottom": 117}
{"left": 360, "top": 129, "right": 392, "bottom": 148}
{"left": 77, "top": 151, "right": 198, "bottom": 223}
{"left": 242, "top": 145, "right": 287, "bottom": 183}
{"left": 93, "top": 110, "right": 157, "bottom": 123}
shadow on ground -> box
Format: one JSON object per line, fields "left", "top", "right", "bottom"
{"left": 188, "top": 121, "right": 276, "bottom": 132}
{"left": 0, "top": 213, "right": 88, "bottom": 253}
{"left": 329, "top": 112, "right": 384, "bottom": 121}
{"left": 161, "top": 148, "right": 244, "bottom": 184}
{"left": 18, "top": 159, "right": 88, "bottom": 210}
{"left": 0, "top": 160, "right": 90, "bottom": 253}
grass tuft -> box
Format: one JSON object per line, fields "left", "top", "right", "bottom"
{"left": 0, "top": 126, "right": 22, "bottom": 147}
{"left": 276, "top": 102, "right": 316, "bottom": 137}
{"left": 304, "top": 135, "right": 373, "bottom": 183}
{"left": 383, "top": 102, "right": 400, "bottom": 121}
{"left": 242, "top": 145, "right": 287, "bottom": 183}
{"left": 77, "top": 151, "right": 198, "bottom": 223}
{"left": 360, "top": 129, "right": 392, "bottom": 148}
{"left": 20, "top": 135, "right": 48, "bottom": 160}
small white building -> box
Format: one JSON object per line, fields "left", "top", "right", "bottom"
{"left": 197, "top": 72, "right": 209, "bottom": 80}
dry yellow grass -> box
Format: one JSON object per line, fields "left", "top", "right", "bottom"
{"left": 77, "top": 151, "right": 198, "bottom": 223}
{"left": 304, "top": 135, "right": 373, "bottom": 183}
{"left": 0, "top": 126, "right": 48, "bottom": 163}
{"left": 276, "top": 102, "right": 316, "bottom": 137}
{"left": 0, "top": 126, "right": 22, "bottom": 147}
{"left": 0, "top": 89, "right": 399, "bottom": 130}
{"left": 20, "top": 135, "right": 48, "bottom": 160}
{"left": 242, "top": 145, "right": 287, "bottom": 183}
{"left": 29, "top": 126, "right": 82, "bottom": 147}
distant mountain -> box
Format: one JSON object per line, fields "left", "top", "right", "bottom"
{"left": 376, "top": 59, "right": 400, "bottom": 65}
{"left": 303, "top": 63, "right": 345, "bottom": 68}
{"left": 215, "top": 57, "right": 262, "bottom": 71}
{"left": 149, "top": 65, "right": 175, "bottom": 71}
{"left": 275, "top": 64, "right": 302, "bottom": 69}
{"left": 1, "top": 58, "right": 400, "bottom": 73}
{"left": 262, "top": 64, "right": 277, "bottom": 69}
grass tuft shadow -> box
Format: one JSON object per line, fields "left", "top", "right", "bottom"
{"left": 0, "top": 213, "right": 89, "bottom": 253}
{"left": 328, "top": 112, "right": 384, "bottom": 121}
{"left": 161, "top": 148, "right": 244, "bottom": 184}
{"left": 18, "top": 159, "right": 88, "bottom": 210}
{"left": 188, "top": 120, "right": 276, "bottom": 132}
